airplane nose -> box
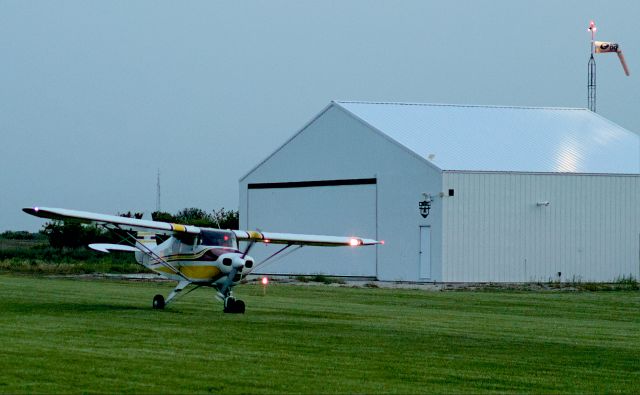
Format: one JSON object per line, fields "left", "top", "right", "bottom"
{"left": 232, "top": 258, "right": 245, "bottom": 269}
{"left": 219, "top": 253, "right": 254, "bottom": 272}
{"left": 234, "top": 257, "right": 254, "bottom": 270}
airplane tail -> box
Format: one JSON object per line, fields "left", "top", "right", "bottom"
{"left": 136, "top": 231, "right": 157, "bottom": 247}
{"left": 134, "top": 231, "right": 158, "bottom": 263}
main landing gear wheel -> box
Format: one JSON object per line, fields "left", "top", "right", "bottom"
{"left": 152, "top": 294, "right": 165, "bottom": 310}
{"left": 223, "top": 298, "right": 245, "bottom": 314}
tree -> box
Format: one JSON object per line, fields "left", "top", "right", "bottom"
{"left": 174, "top": 208, "right": 212, "bottom": 225}
{"left": 151, "top": 211, "right": 176, "bottom": 223}
{"left": 152, "top": 207, "right": 239, "bottom": 229}
{"left": 211, "top": 208, "right": 239, "bottom": 230}
{"left": 0, "top": 230, "right": 37, "bottom": 240}
{"left": 119, "top": 211, "right": 144, "bottom": 219}
{"left": 41, "top": 221, "right": 102, "bottom": 249}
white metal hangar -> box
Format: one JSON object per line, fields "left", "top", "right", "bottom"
{"left": 239, "top": 101, "right": 640, "bottom": 282}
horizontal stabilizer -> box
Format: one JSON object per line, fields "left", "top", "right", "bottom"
{"left": 89, "top": 243, "right": 139, "bottom": 253}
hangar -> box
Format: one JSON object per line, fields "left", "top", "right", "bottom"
{"left": 240, "top": 101, "right": 640, "bottom": 282}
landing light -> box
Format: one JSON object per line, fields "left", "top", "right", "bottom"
{"left": 349, "top": 238, "right": 361, "bottom": 246}
{"left": 263, "top": 239, "right": 271, "bottom": 243}
{"left": 262, "top": 277, "right": 269, "bottom": 285}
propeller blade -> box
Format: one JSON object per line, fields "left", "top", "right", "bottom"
{"left": 220, "top": 267, "right": 238, "bottom": 297}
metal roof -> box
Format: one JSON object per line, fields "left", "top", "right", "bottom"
{"left": 336, "top": 101, "right": 640, "bottom": 174}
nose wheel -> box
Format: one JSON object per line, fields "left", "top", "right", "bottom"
{"left": 152, "top": 294, "right": 165, "bottom": 309}
{"left": 223, "top": 297, "right": 245, "bottom": 314}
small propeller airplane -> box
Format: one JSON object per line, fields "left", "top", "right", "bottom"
{"left": 23, "top": 207, "right": 380, "bottom": 313}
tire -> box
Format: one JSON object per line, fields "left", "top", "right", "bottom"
{"left": 153, "top": 294, "right": 165, "bottom": 310}
{"left": 223, "top": 297, "right": 235, "bottom": 313}
{"left": 223, "top": 298, "right": 245, "bottom": 314}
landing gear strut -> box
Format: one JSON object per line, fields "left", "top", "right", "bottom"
{"left": 152, "top": 280, "right": 191, "bottom": 310}
{"left": 223, "top": 297, "right": 245, "bottom": 314}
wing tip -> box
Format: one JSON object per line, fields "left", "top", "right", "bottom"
{"left": 22, "top": 207, "right": 41, "bottom": 217}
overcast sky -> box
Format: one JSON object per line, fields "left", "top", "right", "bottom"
{"left": 2, "top": 0, "right": 638, "bottom": 231}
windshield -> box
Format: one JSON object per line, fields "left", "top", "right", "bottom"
{"left": 200, "top": 229, "right": 236, "bottom": 248}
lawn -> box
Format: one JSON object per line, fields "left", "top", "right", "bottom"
{"left": 0, "top": 275, "right": 638, "bottom": 394}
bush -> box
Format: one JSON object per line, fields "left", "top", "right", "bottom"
{"left": 0, "top": 231, "right": 42, "bottom": 240}
{"left": 152, "top": 208, "right": 239, "bottom": 229}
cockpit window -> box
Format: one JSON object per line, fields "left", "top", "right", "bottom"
{"left": 200, "top": 229, "right": 236, "bottom": 248}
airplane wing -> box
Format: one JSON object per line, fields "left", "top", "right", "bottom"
{"left": 23, "top": 207, "right": 381, "bottom": 247}
{"left": 233, "top": 230, "right": 381, "bottom": 247}
{"left": 22, "top": 207, "right": 200, "bottom": 235}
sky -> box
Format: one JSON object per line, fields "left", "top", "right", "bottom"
{"left": 1, "top": 0, "right": 638, "bottom": 232}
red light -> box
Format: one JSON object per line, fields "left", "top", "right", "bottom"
{"left": 224, "top": 235, "right": 229, "bottom": 241}
{"left": 262, "top": 277, "right": 269, "bottom": 285}
{"left": 380, "top": 240, "right": 385, "bottom": 245}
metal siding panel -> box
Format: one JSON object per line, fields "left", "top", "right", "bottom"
{"left": 443, "top": 172, "right": 640, "bottom": 282}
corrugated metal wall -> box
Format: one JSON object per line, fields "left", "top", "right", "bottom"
{"left": 443, "top": 172, "right": 640, "bottom": 282}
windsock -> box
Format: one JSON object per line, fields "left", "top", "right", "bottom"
{"left": 594, "top": 41, "right": 620, "bottom": 53}
{"left": 594, "top": 41, "right": 630, "bottom": 76}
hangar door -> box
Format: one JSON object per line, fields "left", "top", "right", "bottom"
{"left": 246, "top": 179, "right": 377, "bottom": 277}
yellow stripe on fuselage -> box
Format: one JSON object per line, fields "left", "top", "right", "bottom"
{"left": 153, "top": 249, "right": 209, "bottom": 264}
{"left": 155, "top": 265, "right": 222, "bottom": 281}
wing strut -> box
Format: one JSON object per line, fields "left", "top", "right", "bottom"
{"left": 252, "top": 244, "right": 304, "bottom": 272}
{"left": 100, "top": 224, "right": 189, "bottom": 282}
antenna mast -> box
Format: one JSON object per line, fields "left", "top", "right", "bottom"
{"left": 156, "top": 169, "right": 161, "bottom": 212}
{"left": 587, "top": 20, "right": 597, "bottom": 112}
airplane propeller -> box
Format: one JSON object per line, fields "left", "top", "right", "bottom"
{"left": 218, "top": 237, "right": 257, "bottom": 304}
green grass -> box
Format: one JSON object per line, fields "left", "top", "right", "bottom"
{"left": 0, "top": 275, "right": 638, "bottom": 394}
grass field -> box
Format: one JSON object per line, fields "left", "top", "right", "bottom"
{"left": 0, "top": 275, "right": 638, "bottom": 394}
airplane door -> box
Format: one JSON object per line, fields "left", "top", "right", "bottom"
{"left": 419, "top": 226, "right": 431, "bottom": 280}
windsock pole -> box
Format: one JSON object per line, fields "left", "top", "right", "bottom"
{"left": 587, "top": 21, "right": 597, "bottom": 112}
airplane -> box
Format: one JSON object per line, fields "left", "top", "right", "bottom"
{"left": 23, "top": 206, "right": 380, "bottom": 313}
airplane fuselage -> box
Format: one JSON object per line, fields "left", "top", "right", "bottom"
{"left": 136, "top": 229, "right": 255, "bottom": 286}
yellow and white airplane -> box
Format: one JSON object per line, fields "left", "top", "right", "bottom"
{"left": 23, "top": 206, "right": 380, "bottom": 313}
